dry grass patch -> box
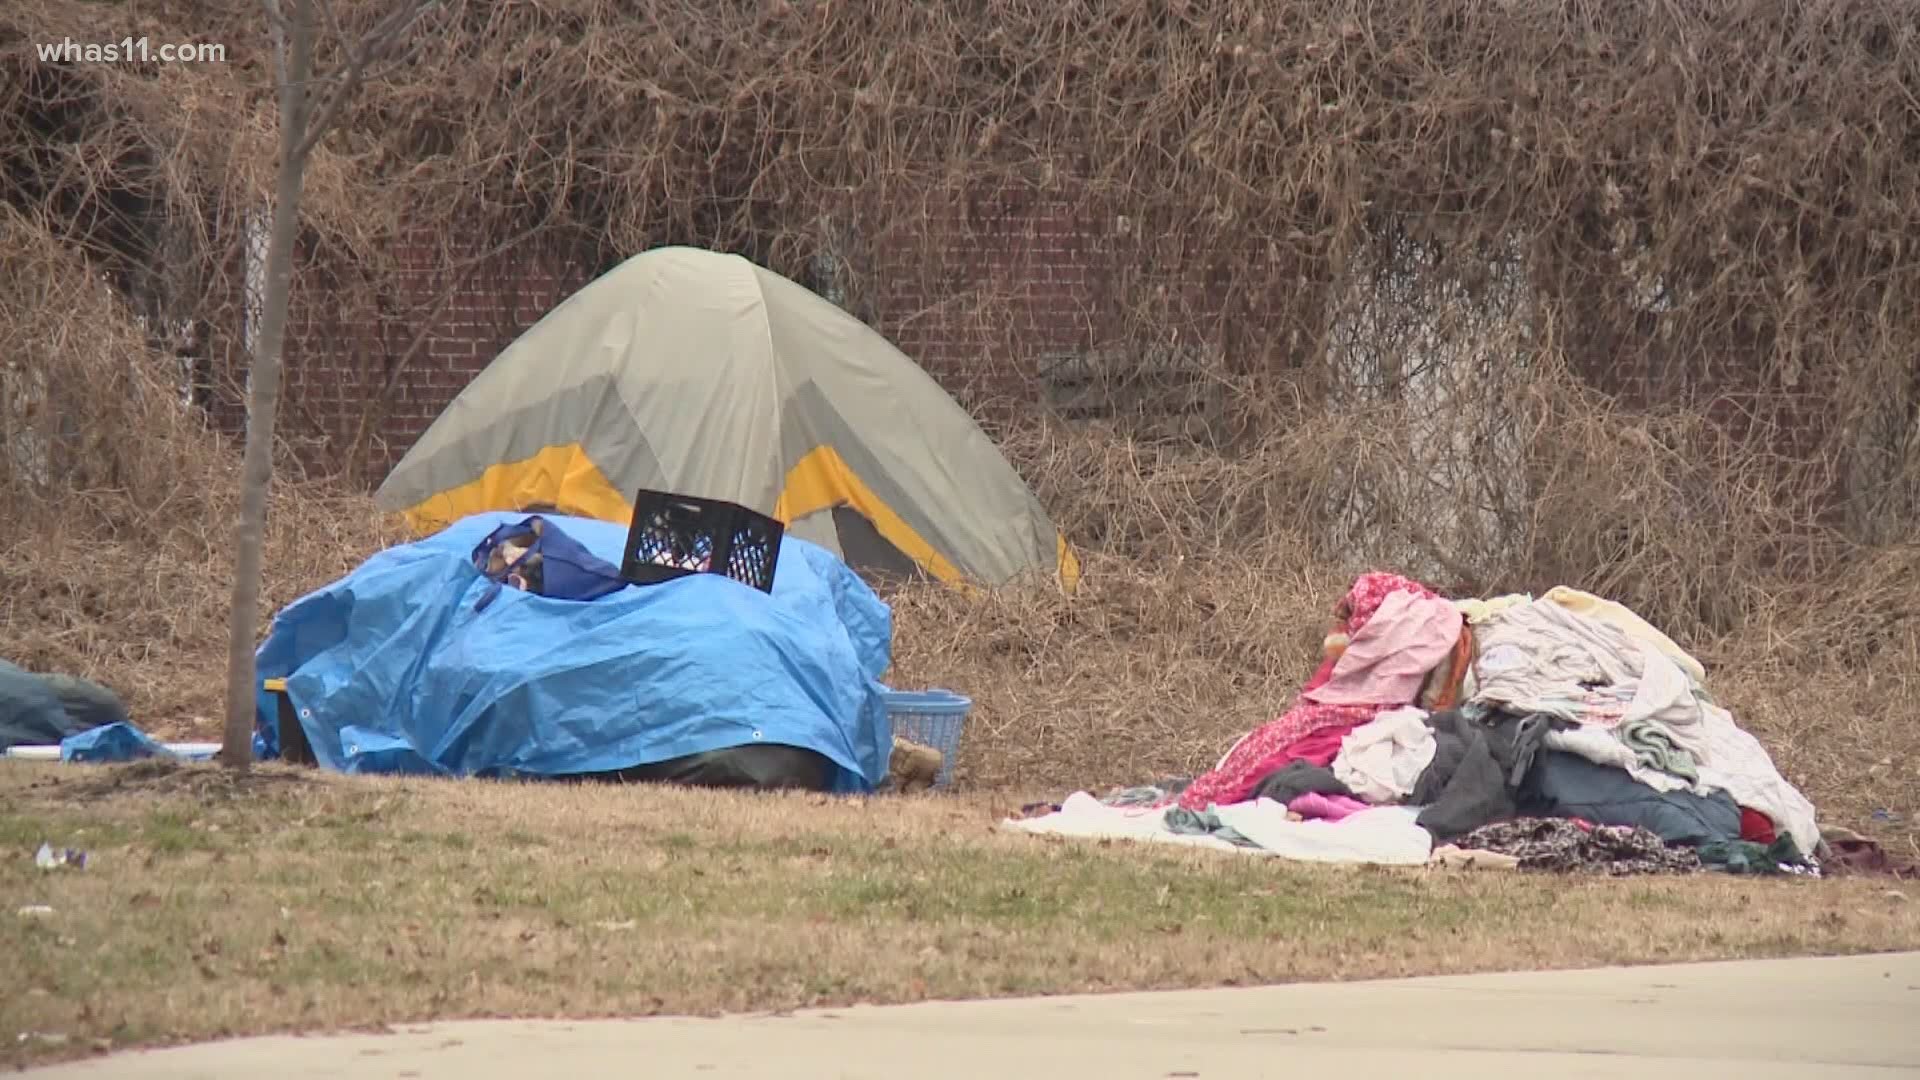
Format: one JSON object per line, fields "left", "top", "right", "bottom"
{"left": 0, "top": 208, "right": 408, "bottom": 738}
{"left": 4, "top": 760, "right": 1917, "bottom": 1070}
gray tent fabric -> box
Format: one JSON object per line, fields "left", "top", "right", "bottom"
{"left": 39, "top": 673, "right": 131, "bottom": 732}
{"left": 0, "top": 661, "right": 110, "bottom": 752}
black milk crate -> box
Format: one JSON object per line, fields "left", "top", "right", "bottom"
{"left": 620, "top": 489, "right": 784, "bottom": 594}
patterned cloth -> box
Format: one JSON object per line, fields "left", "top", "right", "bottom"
{"left": 1175, "top": 572, "right": 1450, "bottom": 811}
{"left": 1456, "top": 818, "right": 1702, "bottom": 876}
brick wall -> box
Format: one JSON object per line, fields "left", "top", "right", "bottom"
{"left": 853, "top": 183, "right": 1294, "bottom": 423}
{"left": 217, "top": 232, "right": 592, "bottom": 480}
{"left": 860, "top": 186, "right": 1104, "bottom": 401}
{"left": 231, "top": 192, "right": 1806, "bottom": 490}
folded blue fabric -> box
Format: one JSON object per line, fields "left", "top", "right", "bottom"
{"left": 60, "top": 721, "right": 177, "bottom": 764}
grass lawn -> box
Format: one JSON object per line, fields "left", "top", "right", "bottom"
{"left": 4, "top": 759, "right": 1917, "bottom": 1070}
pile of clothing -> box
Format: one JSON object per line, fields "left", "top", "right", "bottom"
{"left": 1008, "top": 572, "right": 1854, "bottom": 877}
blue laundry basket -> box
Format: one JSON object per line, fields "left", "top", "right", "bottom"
{"left": 880, "top": 688, "right": 972, "bottom": 789}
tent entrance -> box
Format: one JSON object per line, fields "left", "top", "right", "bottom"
{"left": 812, "top": 504, "right": 930, "bottom": 586}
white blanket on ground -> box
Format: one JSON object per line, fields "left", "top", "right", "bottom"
{"left": 1001, "top": 793, "right": 1246, "bottom": 854}
{"left": 1001, "top": 794, "right": 1434, "bottom": 866}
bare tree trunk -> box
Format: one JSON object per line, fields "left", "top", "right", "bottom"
{"left": 221, "top": 3, "right": 314, "bottom": 770}
{"left": 220, "top": 0, "right": 431, "bottom": 769}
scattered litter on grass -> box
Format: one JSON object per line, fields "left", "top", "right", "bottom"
{"left": 15, "top": 1032, "right": 69, "bottom": 1048}
{"left": 33, "top": 843, "right": 86, "bottom": 870}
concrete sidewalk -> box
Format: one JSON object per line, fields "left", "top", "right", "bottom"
{"left": 26, "top": 951, "right": 1920, "bottom": 1079}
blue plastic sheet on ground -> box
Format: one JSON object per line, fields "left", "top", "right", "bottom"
{"left": 252, "top": 512, "right": 895, "bottom": 792}
{"left": 61, "top": 721, "right": 178, "bottom": 763}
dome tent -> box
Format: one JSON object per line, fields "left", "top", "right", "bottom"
{"left": 376, "top": 246, "right": 1077, "bottom": 591}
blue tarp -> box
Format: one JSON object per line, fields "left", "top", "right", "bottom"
{"left": 252, "top": 512, "right": 895, "bottom": 791}
{"left": 60, "top": 721, "right": 179, "bottom": 763}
